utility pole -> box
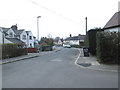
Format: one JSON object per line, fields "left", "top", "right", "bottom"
{"left": 85, "top": 17, "right": 87, "bottom": 35}
{"left": 37, "top": 16, "right": 41, "bottom": 41}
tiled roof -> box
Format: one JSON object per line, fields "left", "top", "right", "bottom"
{"left": 6, "top": 38, "right": 25, "bottom": 45}
{"left": 1, "top": 27, "right": 10, "bottom": 32}
{"left": 65, "top": 35, "right": 85, "bottom": 40}
{"left": 13, "top": 30, "right": 24, "bottom": 35}
{"left": 104, "top": 11, "right": 120, "bottom": 29}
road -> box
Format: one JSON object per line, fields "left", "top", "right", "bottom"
{"left": 2, "top": 48, "right": 118, "bottom": 88}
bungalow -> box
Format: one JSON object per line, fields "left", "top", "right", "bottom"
{"left": 64, "top": 34, "right": 85, "bottom": 46}
{"left": 103, "top": 11, "right": 120, "bottom": 33}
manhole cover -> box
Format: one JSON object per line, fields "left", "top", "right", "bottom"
{"left": 78, "top": 63, "right": 91, "bottom": 67}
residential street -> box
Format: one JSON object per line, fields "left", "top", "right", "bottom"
{"left": 2, "top": 48, "right": 118, "bottom": 88}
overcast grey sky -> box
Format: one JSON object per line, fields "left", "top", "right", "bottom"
{"left": 0, "top": 0, "right": 119, "bottom": 38}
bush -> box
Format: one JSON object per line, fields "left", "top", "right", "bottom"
{"left": 71, "top": 45, "right": 81, "bottom": 48}
{"left": 40, "top": 45, "right": 52, "bottom": 51}
{"left": 96, "top": 32, "right": 119, "bottom": 64}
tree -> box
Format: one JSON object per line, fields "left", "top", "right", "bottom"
{"left": 39, "top": 37, "right": 54, "bottom": 46}
{"left": 54, "top": 37, "right": 60, "bottom": 43}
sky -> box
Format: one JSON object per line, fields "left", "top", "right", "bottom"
{"left": 0, "top": 0, "right": 119, "bottom": 39}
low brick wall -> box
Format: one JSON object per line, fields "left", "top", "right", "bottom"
{"left": 27, "top": 48, "right": 38, "bottom": 53}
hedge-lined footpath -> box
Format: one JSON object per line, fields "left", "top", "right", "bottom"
{"left": 96, "top": 32, "right": 119, "bottom": 64}
{"left": 1, "top": 44, "right": 27, "bottom": 59}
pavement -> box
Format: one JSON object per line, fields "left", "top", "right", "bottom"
{"left": 76, "top": 48, "right": 119, "bottom": 72}
{"left": 0, "top": 47, "right": 62, "bottom": 65}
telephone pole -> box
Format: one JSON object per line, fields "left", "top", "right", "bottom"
{"left": 85, "top": 17, "right": 87, "bottom": 35}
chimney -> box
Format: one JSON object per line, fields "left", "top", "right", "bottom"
{"left": 11, "top": 24, "right": 18, "bottom": 30}
{"left": 78, "top": 34, "right": 81, "bottom": 40}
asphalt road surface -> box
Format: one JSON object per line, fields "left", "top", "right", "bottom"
{"left": 2, "top": 48, "right": 118, "bottom": 88}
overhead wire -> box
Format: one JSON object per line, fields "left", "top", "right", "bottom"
{"left": 28, "top": 0, "right": 80, "bottom": 25}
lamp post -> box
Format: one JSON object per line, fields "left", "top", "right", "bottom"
{"left": 37, "top": 16, "right": 41, "bottom": 41}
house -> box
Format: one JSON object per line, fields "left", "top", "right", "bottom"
{"left": 0, "top": 28, "right": 12, "bottom": 44}
{"left": 103, "top": 11, "right": 120, "bottom": 33}
{"left": 54, "top": 38, "right": 63, "bottom": 46}
{"left": 11, "top": 25, "right": 38, "bottom": 48}
{"left": 26, "top": 31, "right": 37, "bottom": 48}
{"left": 64, "top": 34, "right": 85, "bottom": 46}
{"left": 0, "top": 27, "right": 25, "bottom": 45}
{"left": 11, "top": 25, "right": 28, "bottom": 45}
{"left": 0, "top": 25, "right": 37, "bottom": 48}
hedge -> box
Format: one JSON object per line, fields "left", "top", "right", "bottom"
{"left": 96, "top": 32, "right": 119, "bottom": 64}
{"left": 84, "top": 29, "right": 97, "bottom": 55}
{"left": 1, "top": 44, "right": 27, "bottom": 59}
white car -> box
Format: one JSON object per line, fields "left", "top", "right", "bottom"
{"left": 63, "top": 44, "right": 71, "bottom": 48}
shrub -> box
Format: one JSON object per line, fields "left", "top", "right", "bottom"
{"left": 71, "top": 45, "right": 81, "bottom": 48}
{"left": 96, "top": 32, "right": 118, "bottom": 64}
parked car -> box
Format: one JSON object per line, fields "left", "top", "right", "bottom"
{"left": 63, "top": 44, "right": 71, "bottom": 48}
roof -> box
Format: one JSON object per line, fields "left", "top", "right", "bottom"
{"left": 104, "top": 11, "right": 120, "bottom": 29}
{"left": 79, "top": 35, "right": 85, "bottom": 40}
{"left": 65, "top": 35, "right": 85, "bottom": 41}
{"left": 26, "top": 31, "right": 32, "bottom": 35}
{"left": 13, "top": 30, "right": 24, "bottom": 35}
{"left": 0, "top": 27, "right": 24, "bottom": 36}
{"left": 6, "top": 38, "right": 25, "bottom": 45}
{"left": 65, "top": 36, "right": 78, "bottom": 40}
{"left": 1, "top": 27, "right": 10, "bottom": 32}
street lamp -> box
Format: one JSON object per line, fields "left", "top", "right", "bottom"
{"left": 37, "top": 16, "right": 41, "bottom": 41}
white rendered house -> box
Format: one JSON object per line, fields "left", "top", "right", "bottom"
{"left": 26, "top": 31, "right": 36, "bottom": 48}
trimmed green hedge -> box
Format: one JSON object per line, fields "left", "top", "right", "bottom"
{"left": 1, "top": 44, "right": 27, "bottom": 59}
{"left": 96, "top": 32, "right": 119, "bottom": 64}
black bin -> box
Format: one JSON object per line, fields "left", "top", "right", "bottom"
{"left": 83, "top": 47, "right": 89, "bottom": 57}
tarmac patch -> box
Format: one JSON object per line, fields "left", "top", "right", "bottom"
{"left": 50, "top": 59, "right": 62, "bottom": 62}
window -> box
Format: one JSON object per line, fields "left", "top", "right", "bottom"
{"left": 22, "top": 35, "right": 26, "bottom": 40}
{"left": 30, "top": 43, "right": 32, "bottom": 47}
{"left": 29, "top": 36, "right": 32, "bottom": 40}
{"left": 9, "top": 32, "right": 13, "bottom": 37}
